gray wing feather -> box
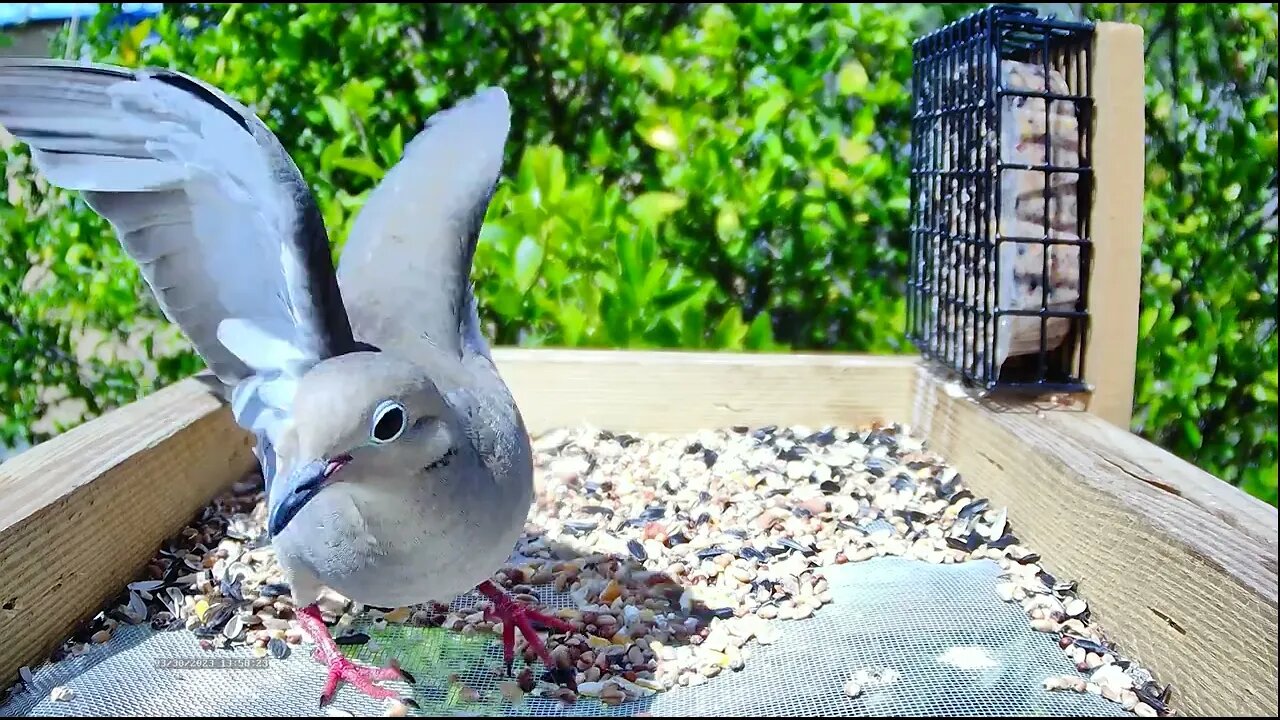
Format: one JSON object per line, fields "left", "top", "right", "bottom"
{"left": 336, "top": 87, "right": 509, "bottom": 361}
{"left": 0, "top": 58, "right": 358, "bottom": 484}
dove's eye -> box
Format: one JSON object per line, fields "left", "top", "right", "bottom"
{"left": 370, "top": 400, "right": 407, "bottom": 444}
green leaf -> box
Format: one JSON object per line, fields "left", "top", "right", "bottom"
{"left": 478, "top": 221, "right": 516, "bottom": 251}
{"left": 837, "top": 60, "right": 869, "bottom": 96}
{"left": 712, "top": 309, "right": 749, "bottom": 349}
{"left": 640, "top": 55, "right": 676, "bottom": 92}
{"left": 650, "top": 285, "right": 701, "bottom": 312}
{"left": 753, "top": 94, "right": 787, "bottom": 131}
{"left": 1139, "top": 306, "right": 1159, "bottom": 338}
{"left": 641, "top": 124, "right": 680, "bottom": 152}
{"left": 1183, "top": 419, "right": 1204, "bottom": 450}
{"left": 540, "top": 147, "right": 567, "bottom": 203}
{"left": 716, "top": 207, "right": 741, "bottom": 241}
{"left": 341, "top": 79, "right": 376, "bottom": 115}
{"left": 558, "top": 304, "right": 586, "bottom": 345}
{"left": 589, "top": 130, "right": 612, "bottom": 167}
{"left": 331, "top": 156, "right": 385, "bottom": 180}
{"left": 320, "top": 139, "right": 347, "bottom": 172}
{"left": 628, "top": 192, "right": 686, "bottom": 226}
{"left": 381, "top": 124, "right": 405, "bottom": 166}
{"left": 512, "top": 235, "right": 544, "bottom": 294}
{"left": 615, "top": 232, "right": 642, "bottom": 299}
{"left": 318, "top": 95, "right": 351, "bottom": 132}
{"left": 744, "top": 311, "right": 775, "bottom": 349}
{"left": 680, "top": 305, "right": 707, "bottom": 348}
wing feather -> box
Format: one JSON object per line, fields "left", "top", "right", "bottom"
{"left": 0, "top": 58, "right": 357, "bottom": 485}
{"left": 336, "top": 87, "right": 509, "bottom": 361}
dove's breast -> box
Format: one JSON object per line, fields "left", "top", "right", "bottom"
{"left": 272, "top": 434, "right": 534, "bottom": 608}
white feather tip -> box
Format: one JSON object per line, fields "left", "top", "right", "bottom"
{"left": 426, "top": 86, "right": 511, "bottom": 147}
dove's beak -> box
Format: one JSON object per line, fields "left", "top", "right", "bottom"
{"left": 267, "top": 454, "right": 352, "bottom": 538}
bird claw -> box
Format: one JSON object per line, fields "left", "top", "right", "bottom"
{"left": 389, "top": 658, "right": 416, "bottom": 685}
{"left": 315, "top": 655, "right": 412, "bottom": 707}
{"left": 476, "top": 580, "right": 575, "bottom": 683}
{"left": 297, "top": 603, "right": 413, "bottom": 707}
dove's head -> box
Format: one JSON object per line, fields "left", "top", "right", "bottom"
{"left": 265, "top": 351, "right": 457, "bottom": 539}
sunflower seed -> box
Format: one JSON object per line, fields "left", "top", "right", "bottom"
{"left": 127, "top": 591, "right": 148, "bottom": 620}
{"left": 164, "top": 587, "right": 186, "bottom": 617}
{"left": 268, "top": 637, "right": 290, "bottom": 659}
{"left": 627, "top": 539, "right": 647, "bottom": 562}
{"left": 127, "top": 580, "right": 164, "bottom": 593}
{"left": 222, "top": 614, "right": 244, "bottom": 641}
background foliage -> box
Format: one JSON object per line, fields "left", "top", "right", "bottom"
{"left": 1, "top": 3, "right": 1276, "bottom": 505}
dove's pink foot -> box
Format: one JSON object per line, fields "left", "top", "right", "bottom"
{"left": 476, "top": 580, "right": 576, "bottom": 677}
{"left": 295, "top": 603, "right": 418, "bottom": 708}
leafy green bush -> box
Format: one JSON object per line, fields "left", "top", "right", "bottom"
{"left": 1085, "top": 3, "right": 1278, "bottom": 504}
{"left": 1, "top": 3, "right": 1275, "bottom": 505}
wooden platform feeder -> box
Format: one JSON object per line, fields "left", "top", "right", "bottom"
{"left": 0, "top": 13, "right": 1275, "bottom": 720}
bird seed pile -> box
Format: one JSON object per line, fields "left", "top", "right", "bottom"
{"left": 2, "top": 422, "right": 1174, "bottom": 717}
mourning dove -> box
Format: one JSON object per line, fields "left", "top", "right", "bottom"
{"left": 0, "top": 58, "right": 573, "bottom": 705}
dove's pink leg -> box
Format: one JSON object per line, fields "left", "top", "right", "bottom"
{"left": 476, "top": 580, "right": 575, "bottom": 676}
{"left": 295, "top": 603, "right": 418, "bottom": 708}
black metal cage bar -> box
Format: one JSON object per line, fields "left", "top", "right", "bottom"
{"left": 907, "top": 4, "right": 1095, "bottom": 393}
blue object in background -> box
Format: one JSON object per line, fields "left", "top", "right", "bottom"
{"left": 0, "top": 3, "right": 162, "bottom": 29}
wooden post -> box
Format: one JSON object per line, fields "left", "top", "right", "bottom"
{"left": 1082, "top": 21, "right": 1145, "bottom": 429}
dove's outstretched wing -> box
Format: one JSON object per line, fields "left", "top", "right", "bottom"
{"left": 0, "top": 58, "right": 358, "bottom": 484}
{"left": 336, "top": 87, "right": 510, "bottom": 363}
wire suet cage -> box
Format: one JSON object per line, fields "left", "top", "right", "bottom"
{"left": 907, "top": 4, "right": 1096, "bottom": 393}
